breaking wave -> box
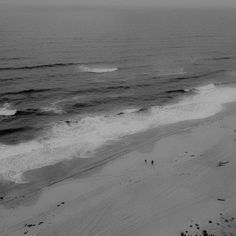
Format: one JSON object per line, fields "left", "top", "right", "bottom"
{"left": 79, "top": 65, "right": 118, "bottom": 73}
{"left": 0, "top": 105, "right": 63, "bottom": 119}
{"left": 1, "top": 83, "right": 236, "bottom": 182}
{"left": 0, "top": 103, "right": 17, "bottom": 116}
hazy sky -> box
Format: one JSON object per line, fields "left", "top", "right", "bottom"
{"left": 1, "top": 0, "right": 236, "bottom": 8}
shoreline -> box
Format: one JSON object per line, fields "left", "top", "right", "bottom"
{"left": 0, "top": 101, "right": 230, "bottom": 205}
{"left": 2, "top": 83, "right": 236, "bottom": 185}
{"left": 1, "top": 102, "right": 236, "bottom": 235}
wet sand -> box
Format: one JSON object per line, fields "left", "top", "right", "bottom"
{"left": 1, "top": 104, "right": 236, "bottom": 236}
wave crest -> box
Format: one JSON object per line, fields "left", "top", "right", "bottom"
{"left": 79, "top": 65, "right": 118, "bottom": 73}
{"left": 0, "top": 103, "right": 17, "bottom": 116}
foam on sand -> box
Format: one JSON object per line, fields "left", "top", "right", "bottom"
{"left": 1, "top": 84, "right": 236, "bottom": 182}
{"left": 78, "top": 65, "right": 118, "bottom": 73}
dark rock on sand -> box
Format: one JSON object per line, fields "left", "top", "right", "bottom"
{"left": 216, "top": 161, "right": 229, "bottom": 167}
{"left": 26, "top": 224, "right": 36, "bottom": 228}
{"left": 217, "top": 198, "right": 225, "bottom": 201}
{"left": 57, "top": 201, "right": 65, "bottom": 207}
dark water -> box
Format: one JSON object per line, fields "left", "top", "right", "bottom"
{"left": 0, "top": 6, "right": 236, "bottom": 182}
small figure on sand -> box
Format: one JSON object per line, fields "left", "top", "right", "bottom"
{"left": 151, "top": 160, "right": 154, "bottom": 165}
{"left": 144, "top": 159, "right": 147, "bottom": 163}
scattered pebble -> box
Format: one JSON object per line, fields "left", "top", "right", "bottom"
{"left": 57, "top": 201, "right": 65, "bottom": 207}
{"left": 26, "top": 224, "right": 36, "bottom": 228}
{"left": 217, "top": 198, "right": 225, "bottom": 201}
{"left": 181, "top": 214, "right": 235, "bottom": 236}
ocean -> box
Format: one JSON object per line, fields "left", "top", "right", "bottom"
{"left": 0, "top": 5, "right": 236, "bottom": 182}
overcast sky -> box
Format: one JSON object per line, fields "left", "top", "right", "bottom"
{"left": 1, "top": 0, "right": 236, "bottom": 8}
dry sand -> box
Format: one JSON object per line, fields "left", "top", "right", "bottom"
{"left": 1, "top": 105, "right": 236, "bottom": 236}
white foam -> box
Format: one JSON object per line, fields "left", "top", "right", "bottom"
{"left": 158, "top": 68, "right": 186, "bottom": 76}
{"left": 41, "top": 105, "right": 64, "bottom": 114}
{"left": 1, "top": 84, "right": 236, "bottom": 182}
{"left": 0, "top": 103, "right": 17, "bottom": 116}
{"left": 79, "top": 65, "right": 118, "bottom": 73}
{"left": 196, "top": 83, "right": 215, "bottom": 91}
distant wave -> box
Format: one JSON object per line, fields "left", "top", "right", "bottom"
{"left": 14, "top": 109, "right": 43, "bottom": 116}
{"left": 0, "top": 57, "right": 27, "bottom": 61}
{"left": 174, "top": 69, "right": 226, "bottom": 81}
{"left": 71, "top": 96, "right": 132, "bottom": 110}
{"left": 212, "top": 56, "right": 232, "bottom": 61}
{"left": 79, "top": 65, "right": 118, "bottom": 73}
{"left": 0, "top": 126, "right": 35, "bottom": 137}
{"left": 165, "top": 89, "right": 188, "bottom": 94}
{"left": 14, "top": 108, "right": 61, "bottom": 117}
{"left": 1, "top": 88, "right": 57, "bottom": 97}
{"left": 72, "top": 85, "right": 130, "bottom": 95}
{"left": 1, "top": 83, "right": 236, "bottom": 182}
{"left": 0, "top": 76, "right": 27, "bottom": 83}
{"left": 0, "top": 63, "right": 78, "bottom": 71}
{"left": 0, "top": 103, "right": 17, "bottom": 116}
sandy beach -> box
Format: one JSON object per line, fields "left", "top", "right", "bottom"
{"left": 0, "top": 102, "right": 236, "bottom": 236}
